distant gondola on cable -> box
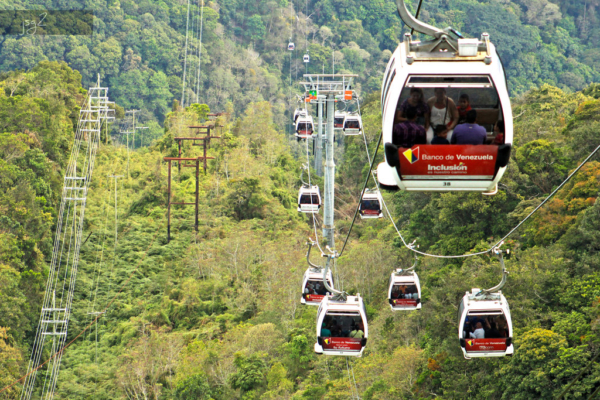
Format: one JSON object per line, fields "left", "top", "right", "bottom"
{"left": 377, "top": 0, "right": 512, "bottom": 194}
{"left": 458, "top": 249, "right": 513, "bottom": 359}
{"left": 288, "top": 41, "right": 295, "bottom": 51}
{"left": 297, "top": 184, "right": 321, "bottom": 213}
{"left": 342, "top": 112, "right": 363, "bottom": 136}
{"left": 359, "top": 189, "right": 383, "bottom": 219}
{"left": 301, "top": 268, "right": 334, "bottom": 305}
{"left": 301, "top": 242, "right": 335, "bottom": 305}
{"left": 388, "top": 254, "right": 421, "bottom": 310}
{"left": 303, "top": 53, "right": 310, "bottom": 63}
{"left": 334, "top": 111, "right": 346, "bottom": 130}
{"left": 293, "top": 108, "right": 307, "bottom": 123}
{"left": 295, "top": 115, "right": 314, "bottom": 140}
{"left": 315, "top": 294, "right": 368, "bottom": 357}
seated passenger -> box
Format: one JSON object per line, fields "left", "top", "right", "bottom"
{"left": 457, "top": 94, "right": 472, "bottom": 125}
{"left": 469, "top": 322, "right": 485, "bottom": 339}
{"left": 346, "top": 120, "right": 360, "bottom": 129}
{"left": 484, "top": 316, "right": 501, "bottom": 338}
{"left": 451, "top": 110, "right": 487, "bottom": 145}
{"left": 493, "top": 120, "right": 505, "bottom": 145}
{"left": 427, "top": 88, "right": 459, "bottom": 144}
{"left": 397, "top": 88, "right": 430, "bottom": 128}
{"left": 349, "top": 322, "right": 364, "bottom": 338}
{"left": 330, "top": 321, "right": 341, "bottom": 337}
{"left": 431, "top": 130, "right": 450, "bottom": 145}
{"left": 321, "top": 322, "right": 331, "bottom": 337}
{"left": 392, "top": 108, "right": 427, "bottom": 148}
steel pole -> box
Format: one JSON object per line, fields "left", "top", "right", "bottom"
{"left": 315, "top": 98, "right": 323, "bottom": 176}
{"left": 323, "top": 94, "right": 335, "bottom": 248}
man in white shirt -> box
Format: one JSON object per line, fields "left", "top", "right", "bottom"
{"left": 469, "top": 322, "right": 485, "bottom": 339}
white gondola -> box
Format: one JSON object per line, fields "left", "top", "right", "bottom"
{"left": 301, "top": 269, "right": 334, "bottom": 305}
{"left": 295, "top": 115, "right": 314, "bottom": 140}
{"left": 458, "top": 249, "right": 513, "bottom": 359}
{"left": 388, "top": 271, "right": 421, "bottom": 311}
{"left": 342, "top": 112, "right": 363, "bottom": 136}
{"left": 377, "top": 0, "right": 512, "bottom": 194}
{"left": 359, "top": 189, "right": 383, "bottom": 219}
{"left": 303, "top": 53, "right": 310, "bottom": 63}
{"left": 293, "top": 108, "right": 307, "bottom": 123}
{"left": 388, "top": 254, "right": 421, "bottom": 310}
{"left": 288, "top": 42, "right": 295, "bottom": 51}
{"left": 315, "top": 294, "right": 368, "bottom": 357}
{"left": 334, "top": 111, "right": 346, "bottom": 131}
{"left": 301, "top": 242, "right": 335, "bottom": 305}
{"left": 297, "top": 184, "right": 321, "bottom": 213}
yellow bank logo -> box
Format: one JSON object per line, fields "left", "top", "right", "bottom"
{"left": 402, "top": 147, "right": 419, "bottom": 164}
{"left": 324, "top": 338, "right": 331, "bottom": 345}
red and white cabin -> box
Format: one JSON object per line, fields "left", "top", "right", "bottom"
{"left": 315, "top": 295, "right": 368, "bottom": 357}
{"left": 377, "top": 33, "right": 512, "bottom": 194}
{"left": 458, "top": 288, "right": 514, "bottom": 359}
{"left": 301, "top": 268, "right": 334, "bottom": 305}
{"left": 295, "top": 115, "right": 314, "bottom": 140}
{"left": 388, "top": 271, "right": 422, "bottom": 311}
{"left": 359, "top": 189, "right": 383, "bottom": 219}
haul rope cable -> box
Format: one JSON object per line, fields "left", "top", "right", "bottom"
{"left": 337, "top": 99, "right": 600, "bottom": 259}
{"left": 1, "top": 217, "right": 164, "bottom": 396}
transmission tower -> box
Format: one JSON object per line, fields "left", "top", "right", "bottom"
{"left": 20, "top": 78, "right": 114, "bottom": 400}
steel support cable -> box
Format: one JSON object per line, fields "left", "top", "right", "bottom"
{"left": 492, "top": 141, "right": 600, "bottom": 249}
{"left": 181, "top": 0, "right": 192, "bottom": 107}
{"left": 337, "top": 130, "right": 382, "bottom": 258}
{"left": 410, "top": 0, "right": 424, "bottom": 35}
{"left": 5, "top": 217, "right": 163, "bottom": 397}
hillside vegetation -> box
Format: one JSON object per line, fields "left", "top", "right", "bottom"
{"left": 2, "top": 58, "right": 600, "bottom": 399}
{"left": 1, "top": 0, "right": 599, "bottom": 130}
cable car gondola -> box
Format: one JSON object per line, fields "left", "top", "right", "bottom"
{"left": 377, "top": 0, "right": 512, "bottom": 194}
{"left": 293, "top": 108, "right": 307, "bottom": 123}
{"left": 295, "top": 115, "right": 314, "bottom": 140}
{"left": 359, "top": 189, "right": 383, "bottom": 219}
{"left": 288, "top": 42, "right": 295, "bottom": 51}
{"left": 297, "top": 184, "right": 321, "bottom": 213}
{"left": 334, "top": 111, "right": 346, "bottom": 131}
{"left": 301, "top": 241, "right": 335, "bottom": 305}
{"left": 388, "top": 254, "right": 421, "bottom": 311}
{"left": 314, "top": 256, "right": 369, "bottom": 357}
{"left": 303, "top": 53, "right": 310, "bottom": 63}
{"left": 342, "top": 112, "right": 363, "bottom": 136}
{"left": 458, "top": 249, "right": 513, "bottom": 359}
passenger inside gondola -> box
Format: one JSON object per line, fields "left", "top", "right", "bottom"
{"left": 397, "top": 87, "right": 430, "bottom": 127}
{"left": 345, "top": 119, "right": 361, "bottom": 129}
{"left": 462, "top": 314, "right": 509, "bottom": 339}
{"left": 493, "top": 120, "right": 505, "bottom": 145}
{"left": 297, "top": 122, "right": 313, "bottom": 134}
{"left": 360, "top": 199, "right": 381, "bottom": 211}
{"left": 395, "top": 76, "right": 503, "bottom": 145}
{"left": 322, "top": 314, "right": 363, "bottom": 338}
{"left": 451, "top": 110, "right": 486, "bottom": 145}
{"left": 390, "top": 284, "right": 418, "bottom": 299}
{"left": 299, "top": 194, "right": 320, "bottom": 205}
{"left": 392, "top": 107, "right": 426, "bottom": 148}
{"left": 304, "top": 280, "right": 328, "bottom": 295}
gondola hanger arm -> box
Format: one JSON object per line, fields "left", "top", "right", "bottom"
{"left": 395, "top": 0, "right": 443, "bottom": 38}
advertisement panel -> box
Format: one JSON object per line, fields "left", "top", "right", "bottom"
{"left": 398, "top": 145, "right": 498, "bottom": 180}
{"left": 322, "top": 337, "right": 362, "bottom": 351}
{"left": 465, "top": 338, "right": 508, "bottom": 352}
{"left": 391, "top": 298, "right": 418, "bottom": 307}
{"left": 303, "top": 294, "right": 325, "bottom": 303}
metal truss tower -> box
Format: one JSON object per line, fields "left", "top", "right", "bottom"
{"left": 20, "top": 79, "right": 114, "bottom": 400}
{"left": 300, "top": 74, "right": 357, "bottom": 248}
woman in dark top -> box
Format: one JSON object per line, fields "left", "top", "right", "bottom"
{"left": 397, "top": 88, "right": 430, "bottom": 129}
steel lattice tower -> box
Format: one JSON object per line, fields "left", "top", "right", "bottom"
{"left": 20, "top": 79, "right": 114, "bottom": 400}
